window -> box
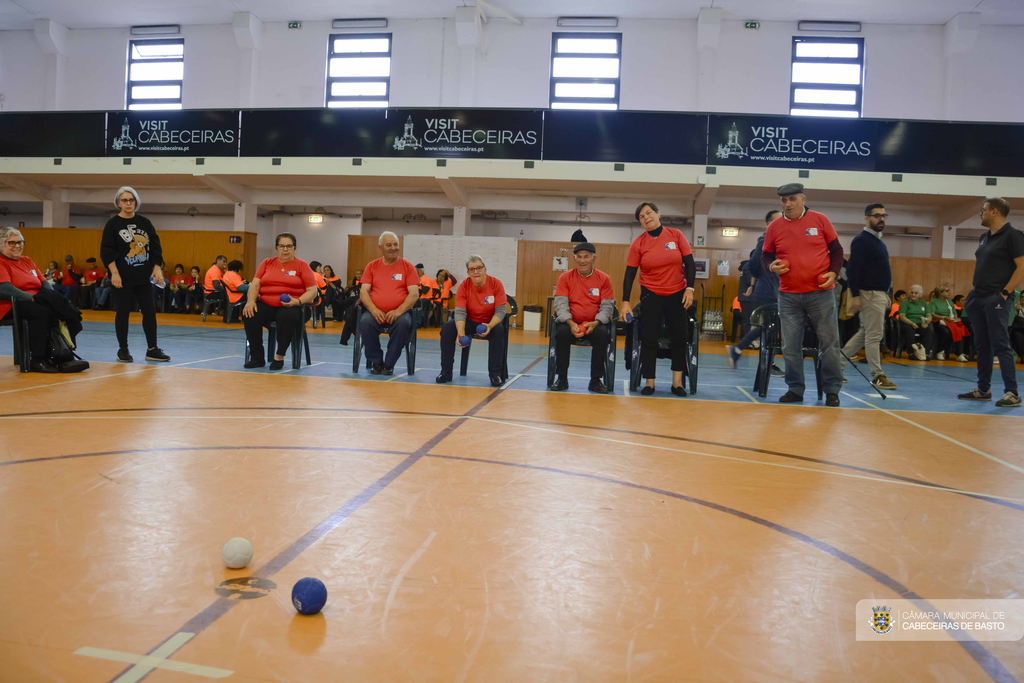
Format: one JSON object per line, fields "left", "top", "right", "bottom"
{"left": 127, "top": 39, "right": 184, "bottom": 110}
{"left": 326, "top": 33, "right": 391, "bottom": 108}
{"left": 790, "top": 37, "right": 864, "bottom": 118}
{"left": 550, "top": 32, "right": 621, "bottom": 110}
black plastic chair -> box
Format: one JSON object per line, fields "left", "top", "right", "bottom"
{"left": 221, "top": 284, "right": 245, "bottom": 324}
{"left": 625, "top": 301, "right": 698, "bottom": 393}
{"left": 750, "top": 304, "right": 823, "bottom": 400}
{"left": 244, "top": 304, "right": 312, "bottom": 370}
{"left": 546, "top": 306, "right": 618, "bottom": 392}
{"left": 460, "top": 296, "right": 517, "bottom": 383}
{"left": 0, "top": 298, "right": 31, "bottom": 373}
{"left": 350, "top": 304, "right": 419, "bottom": 375}
{"left": 202, "top": 280, "right": 226, "bottom": 322}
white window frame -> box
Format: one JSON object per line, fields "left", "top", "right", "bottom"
{"left": 549, "top": 32, "right": 621, "bottom": 110}
{"left": 790, "top": 37, "right": 864, "bottom": 118}
{"left": 126, "top": 39, "right": 184, "bottom": 111}
{"left": 326, "top": 33, "right": 392, "bottom": 108}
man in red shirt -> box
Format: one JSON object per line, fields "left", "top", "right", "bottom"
{"left": 436, "top": 255, "right": 508, "bottom": 386}
{"left": 358, "top": 231, "right": 420, "bottom": 374}
{"left": 761, "top": 183, "right": 844, "bottom": 406}
{"left": 53, "top": 254, "right": 82, "bottom": 302}
{"left": 551, "top": 242, "right": 616, "bottom": 393}
{"left": 77, "top": 257, "right": 105, "bottom": 309}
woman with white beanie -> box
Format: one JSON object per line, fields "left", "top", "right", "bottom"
{"left": 99, "top": 186, "right": 170, "bottom": 362}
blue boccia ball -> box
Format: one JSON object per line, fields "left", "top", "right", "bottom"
{"left": 476, "top": 324, "right": 487, "bottom": 334}
{"left": 459, "top": 335, "right": 471, "bottom": 347}
{"left": 291, "top": 577, "right": 327, "bottom": 615}
{"left": 280, "top": 293, "right": 290, "bottom": 303}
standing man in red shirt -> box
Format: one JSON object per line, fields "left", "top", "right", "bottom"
{"left": 761, "top": 183, "right": 844, "bottom": 406}
{"left": 358, "top": 231, "right": 420, "bottom": 375}
{"left": 436, "top": 255, "right": 508, "bottom": 386}
{"left": 550, "top": 243, "right": 616, "bottom": 393}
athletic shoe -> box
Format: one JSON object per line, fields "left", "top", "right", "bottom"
{"left": 383, "top": 366, "right": 395, "bottom": 376}
{"left": 842, "top": 376, "right": 848, "bottom": 383}
{"left": 779, "top": 391, "right": 803, "bottom": 403}
{"left": 912, "top": 343, "right": 926, "bottom": 361}
{"left": 770, "top": 364, "right": 785, "bottom": 378}
{"left": 825, "top": 393, "right": 840, "bottom": 407}
{"left": 996, "top": 392, "right": 1021, "bottom": 407}
{"left": 369, "top": 363, "right": 383, "bottom": 375}
{"left": 936, "top": 351, "right": 945, "bottom": 361}
{"left": 550, "top": 376, "right": 568, "bottom": 392}
{"left": 726, "top": 345, "right": 741, "bottom": 369}
{"left": 957, "top": 387, "right": 991, "bottom": 401}
{"left": 993, "top": 357, "right": 1000, "bottom": 366}
{"left": 117, "top": 349, "right": 133, "bottom": 363}
{"left": 751, "top": 340, "right": 760, "bottom": 350}
{"left": 956, "top": 353, "right": 968, "bottom": 362}
{"left": 588, "top": 379, "right": 609, "bottom": 394}
{"left": 145, "top": 347, "right": 170, "bottom": 362}
{"left": 871, "top": 375, "right": 897, "bottom": 390}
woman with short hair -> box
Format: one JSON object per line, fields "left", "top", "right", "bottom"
{"left": 929, "top": 283, "right": 969, "bottom": 362}
{"left": 0, "top": 227, "right": 58, "bottom": 372}
{"left": 242, "top": 232, "right": 317, "bottom": 369}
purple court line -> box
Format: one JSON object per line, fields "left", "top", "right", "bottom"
{"left": 426, "top": 453, "right": 1018, "bottom": 683}
{"left": 0, "top": 406, "right": 455, "bottom": 419}
{"left": 0, "top": 445, "right": 415, "bottom": 467}
{"left": 103, "top": 353, "right": 547, "bottom": 683}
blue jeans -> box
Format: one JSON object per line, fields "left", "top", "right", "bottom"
{"left": 95, "top": 285, "right": 112, "bottom": 308}
{"left": 53, "top": 283, "right": 76, "bottom": 301}
{"left": 778, "top": 289, "right": 843, "bottom": 396}
{"left": 735, "top": 297, "right": 774, "bottom": 351}
{"left": 358, "top": 310, "right": 412, "bottom": 369}
{"left": 965, "top": 291, "right": 1017, "bottom": 395}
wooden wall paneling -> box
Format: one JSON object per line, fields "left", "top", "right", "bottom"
{"left": 347, "top": 235, "right": 404, "bottom": 285}
{"left": 20, "top": 228, "right": 102, "bottom": 270}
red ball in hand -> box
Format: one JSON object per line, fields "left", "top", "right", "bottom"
{"left": 818, "top": 273, "right": 830, "bottom": 283}
{"left": 776, "top": 259, "right": 790, "bottom": 271}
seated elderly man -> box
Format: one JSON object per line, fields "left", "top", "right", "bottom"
{"left": 357, "top": 231, "right": 419, "bottom": 375}
{"left": 899, "top": 284, "right": 936, "bottom": 360}
{"left": 436, "top": 255, "right": 508, "bottom": 387}
{"left": 550, "top": 242, "right": 616, "bottom": 393}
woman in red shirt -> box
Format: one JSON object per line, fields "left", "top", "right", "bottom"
{"left": 168, "top": 263, "right": 193, "bottom": 313}
{"left": 242, "top": 232, "right": 317, "bottom": 369}
{"left": 0, "top": 227, "right": 58, "bottom": 372}
{"left": 620, "top": 202, "right": 696, "bottom": 396}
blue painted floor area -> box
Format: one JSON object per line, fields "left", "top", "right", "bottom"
{"left": 3, "top": 320, "right": 1021, "bottom": 416}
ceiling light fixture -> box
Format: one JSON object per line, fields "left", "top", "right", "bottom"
{"left": 797, "top": 21, "right": 862, "bottom": 33}
{"left": 557, "top": 17, "right": 618, "bottom": 28}
{"left": 130, "top": 24, "right": 181, "bottom": 36}
{"left": 332, "top": 18, "right": 388, "bottom": 29}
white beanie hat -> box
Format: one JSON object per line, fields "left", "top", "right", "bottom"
{"left": 115, "top": 186, "right": 141, "bottom": 211}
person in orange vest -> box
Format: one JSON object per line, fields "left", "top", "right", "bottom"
{"left": 222, "top": 260, "right": 249, "bottom": 306}
{"left": 416, "top": 263, "right": 433, "bottom": 327}
{"left": 730, "top": 296, "right": 743, "bottom": 342}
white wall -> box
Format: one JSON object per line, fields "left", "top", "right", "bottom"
{"left": 3, "top": 18, "right": 1023, "bottom": 122}
{"left": 267, "top": 212, "right": 361, "bottom": 280}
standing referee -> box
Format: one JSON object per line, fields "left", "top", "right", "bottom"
{"left": 958, "top": 198, "right": 1024, "bottom": 407}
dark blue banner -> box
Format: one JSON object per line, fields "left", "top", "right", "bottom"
{"left": 876, "top": 120, "right": 1024, "bottom": 177}
{"left": 107, "top": 110, "right": 239, "bottom": 157}
{"left": 543, "top": 110, "right": 707, "bottom": 165}
{"left": 0, "top": 112, "right": 106, "bottom": 157}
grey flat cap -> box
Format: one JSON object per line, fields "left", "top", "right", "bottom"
{"left": 777, "top": 183, "right": 805, "bottom": 196}
{"left": 573, "top": 242, "right": 596, "bottom": 254}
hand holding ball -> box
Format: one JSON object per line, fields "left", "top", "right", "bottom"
{"left": 221, "top": 537, "right": 254, "bottom": 569}
{"left": 774, "top": 259, "right": 790, "bottom": 273}
{"left": 292, "top": 577, "right": 328, "bottom": 615}
{"left": 458, "top": 335, "right": 471, "bottom": 347}
{"left": 476, "top": 324, "right": 487, "bottom": 335}
{"left": 280, "top": 293, "right": 290, "bottom": 303}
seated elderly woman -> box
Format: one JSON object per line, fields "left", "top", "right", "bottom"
{"left": 242, "top": 232, "right": 317, "bottom": 370}
{"left": 436, "top": 255, "right": 508, "bottom": 387}
{"left": 898, "top": 284, "right": 937, "bottom": 360}
{"left": 0, "top": 227, "right": 58, "bottom": 372}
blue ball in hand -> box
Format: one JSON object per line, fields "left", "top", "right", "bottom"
{"left": 625, "top": 312, "right": 633, "bottom": 323}
{"left": 459, "top": 335, "right": 471, "bottom": 347}
{"left": 280, "top": 293, "right": 290, "bottom": 303}
{"left": 291, "top": 577, "right": 327, "bottom": 615}
{"left": 476, "top": 324, "right": 487, "bottom": 335}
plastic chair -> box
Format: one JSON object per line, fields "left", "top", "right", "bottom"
{"left": 546, "top": 305, "right": 618, "bottom": 392}
{"left": 461, "top": 296, "right": 517, "bottom": 382}
{"left": 222, "top": 285, "right": 245, "bottom": 324}
{"left": 0, "top": 298, "right": 31, "bottom": 373}
{"left": 350, "top": 304, "right": 419, "bottom": 375}
{"left": 244, "top": 305, "right": 312, "bottom": 370}
{"left": 750, "top": 304, "right": 823, "bottom": 400}
{"left": 625, "top": 301, "right": 698, "bottom": 393}
{"left": 202, "top": 280, "right": 226, "bottom": 322}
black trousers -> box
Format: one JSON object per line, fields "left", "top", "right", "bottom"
{"left": 553, "top": 321, "right": 609, "bottom": 380}
{"left": 339, "top": 299, "right": 360, "bottom": 343}
{"left": 639, "top": 286, "right": 688, "bottom": 379}
{"left": 112, "top": 283, "right": 158, "bottom": 350}
{"left": 900, "top": 321, "right": 936, "bottom": 357}
{"left": 933, "top": 322, "right": 963, "bottom": 356}
{"left": 243, "top": 299, "right": 303, "bottom": 361}
{"left": 440, "top": 319, "right": 505, "bottom": 375}
{"left": 2, "top": 299, "right": 52, "bottom": 360}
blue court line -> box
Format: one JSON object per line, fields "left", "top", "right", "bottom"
{"left": 426, "top": 453, "right": 1018, "bottom": 683}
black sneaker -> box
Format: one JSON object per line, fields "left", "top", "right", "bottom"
{"left": 779, "top": 391, "right": 803, "bottom": 403}
{"left": 825, "top": 393, "right": 840, "bottom": 407}
{"left": 382, "top": 366, "right": 395, "bottom": 376}
{"left": 243, "top": 359, "right": 265, "bottom": 369}
{"left": 145, "top": 347, "right": 170, "bottom": 362}
{"left": 435, "top": 371, "right": 452, "bottom": 384}
{"left": 995, "top": 392, "right": 1021, "bottom": 408}
{"left": 369, "top": 363, "right": 383, "bottom": 375}
{"left": 489, "top": 375, "right": 503, "bottom": 387}
{"left": 770, "top": 364, "right": 785, "bottom": 378}
{"left": 269, "top": 359, "right": 285, "bottom": 370}
{"left": 117, "top": 349, "right": 133, "bottom": 363}
{"left": 957, "top": 387, "right": 991, "bottom": 401}
{"left": 549, "top": 376, "right": 568, "bottom": 391}
{"left": 588, "top": 379, "right": 609, "bottom": 394}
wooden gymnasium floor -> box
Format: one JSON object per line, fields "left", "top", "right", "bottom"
{"left": 1, "top": 311, "right": 1023, "bottom": 682}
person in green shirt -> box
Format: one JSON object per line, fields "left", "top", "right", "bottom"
{"left": 928, "top": 284, "right": 966, "bottom": 361}
{"left": 898, "top": 284, "right": 936, "bottom": 360}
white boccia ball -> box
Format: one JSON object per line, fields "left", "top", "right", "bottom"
{"left": 221, "top": 537, "right": 254, "bottom": 569}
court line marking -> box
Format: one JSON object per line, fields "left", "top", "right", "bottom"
{"left": 386, "top": 372, "right": 408, "bottom": 382}
{"left": 464, "top": 416, "right": 1024, "bottom": 505}
{"left": 381, "top": 531, "right": 437, "bottom": 636}
{"left": 0, "top": 355, "right": 238, "bottom": 395}
{"left": 840, "top": 391, "right": 1024, "bottom": 476}
{"left": 424, "top": 452, "right": 1015, "bottom": 683}
{"left": 272, "top": 361, "right": 326, "bottom": 375}
{"left": 75, "top": 640, "right": 232, "bottom": 680}
{"left": 622, "top": 379, "right": 629, "bottom": 395}
{"left": 735, "top": 386, "right": 759, "bottom": 403}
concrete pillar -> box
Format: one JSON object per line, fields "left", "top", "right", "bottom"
{"left": 455, "top": 6, "right": 478, "bottom": 107}
{"left": 43, "top": 190, "right": 69, "bottom": 227}
{"left": 692, "top": 214, "right": 708, "bottom": 248}
{"left": 452, "top": 206, "right": 469, "bottom": 237}
{"left": 34, "top": 19, "right": 69, "bottom": 110}
{"left": 233, "top": 202, "right": 257, "bottom": 232}
{"left": 233, "top": 12, "right": 263, "bottom": 108}
{"left": 696, "top": 8, "right": 722, "bottom": 111}
{"left": 942, "top": 13, "right": 979, "bottom": 119}
{"left": 931, "top": 225, "right": 957, "bottom": 259}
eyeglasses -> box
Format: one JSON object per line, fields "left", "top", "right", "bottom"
{"left": 5, "top": 240, "right": 25, "bottom": 247}
{"left": 870, "top": 213, "right": 889, "bottom": 219}
{"left": 277, "top": 244, "right": 295, "bottom": 249}
{"left": 467, "top": 266, "right": 484, "bottom": 273}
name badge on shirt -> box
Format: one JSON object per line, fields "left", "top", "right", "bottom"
{"left": 484, "top": 296, "right": 495, "bottom": 304}
{"left": 31, "top": 270, "right": 37, "bottom": 276}
{"left": 665, "top": 242, "right": 677, "bottom": 250}
{"left": 806, "top": 228, "right": 818, "bottom": 236}
{"left": 589, "top": 288, "right": 600, "bottom": 296}
{"left": 392, "top": 273, "right": 403, "bottom": 281}
{"left": 287, "top": 271, "right": 296, "bottom": 276}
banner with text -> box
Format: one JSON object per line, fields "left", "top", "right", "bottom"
{"left": 107, "top": 110, "right": 240, "bottom": 157}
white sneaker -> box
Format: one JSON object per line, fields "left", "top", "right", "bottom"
{"left": 913, "top": 343, "right": 926, "bottom": 361}
{"left": 936, "top": 351, "right": 945, "bottom": 361}
{"left": 993, "top": 356, "right": 1000, "bottom": 366}
{"left": 957, "top": 353, "right": 968, "bottom": 362}
{"left": 751, "top": 340, "right": 760, "bottom": 350}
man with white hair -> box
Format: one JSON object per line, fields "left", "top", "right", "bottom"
{"left": 357, "top": 231, "right": 419, "bottom": 375}
{"left": 897, "top": 284, "right": 935, "bottom": 361}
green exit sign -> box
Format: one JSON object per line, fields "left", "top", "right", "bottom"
{"left": 288, "top": 21, "right": 302, "bottom": 29}
{"left": 744, "top": 21, "right": 760, "bottom": 29}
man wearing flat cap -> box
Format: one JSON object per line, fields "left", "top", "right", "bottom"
{"left": 760, "top": 183, "right": 844, "bottom": 406}
{"left": 550, "top": 242, "right": 616, "bottom": 393}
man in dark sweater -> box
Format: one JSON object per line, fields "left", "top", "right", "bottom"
{"left": 840, "top": 204, "right": 896, "bottom": 390}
